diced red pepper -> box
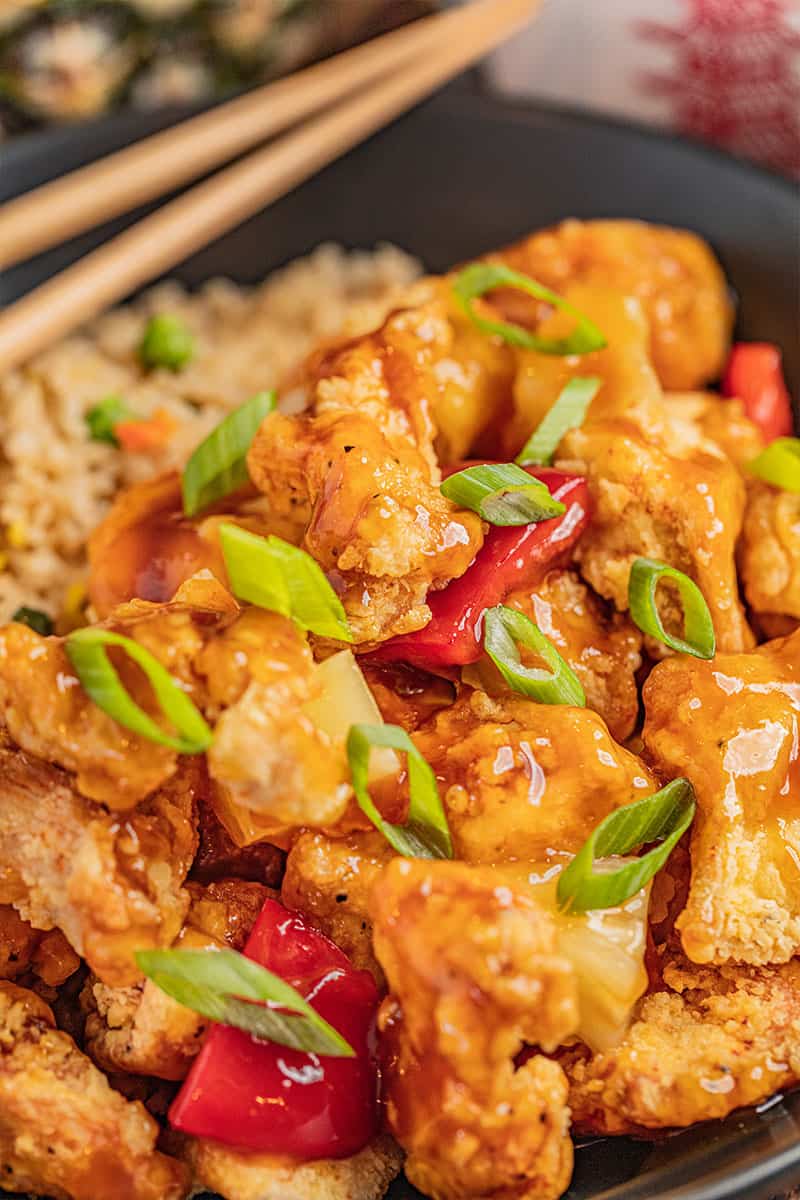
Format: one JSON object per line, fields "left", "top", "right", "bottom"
{"left": 368, "top": 466, "right": 590, "bottom": 669}
{"left": 722, "top": 343, "right": 793, "bottom": 443}
{"left": 169, "top": 899, "right": 380, "bottom": 1159}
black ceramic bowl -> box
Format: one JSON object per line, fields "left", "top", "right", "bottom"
{"left": 2, "top": 78, "right": 799, "bottom": 1200}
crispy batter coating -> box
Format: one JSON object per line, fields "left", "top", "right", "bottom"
{"left": 281, "top": 830, "right": 393, "bottom": 986}
{"left": 496, "top": 219, "right": 733, "bottom": 390}
{"left": 560, "top": 416, "right": 753, "bottom": 653}
{"left": 643, "top": 628, "right": 800, "bottom": 966}
{"left": 413, "top": 691, "right": 656, "bottom": 866}
{"left": 663, "top": 391, "right": 764, "bottom": 470}
{"left": 82, "top": 879, "right": 271, "bottom": 1080}
{"left": 504, "top": 569, "right": 643, "bottom": 742}
{"left": 0, "top": 742, "right": 197, "bottom": 987}
{"left": 372, "top": 859, "right": 576, "bottom": 1200}
{"left": 184, "top": 1133, "right": 404, "bottom": 1200}
{"left": 565, "top": 953, "right": 800, "bottom": 1134}
{"left": 0, "top": 982, "right": 188, "bottom": 1200}
{"left": 247, "top": 301, "right": 484, "bottom": 645}
{"left": 739, "top": 482, "right": 800, "bottom": 623}
{"left": 0, "top": 904, "right": 79, "bottom": 987}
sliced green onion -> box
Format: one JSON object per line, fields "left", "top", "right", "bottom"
{"left": 65, "top": 628, "right": 213, "bottom": 753}
{"left": 452, "top": 262, "right": 607, "bottom": 356}
{"left": 219, "top": 523, "right": 352, "bottom": 642}
{"left": 515, "top": 376, "right": 601, "bottom": 466}
{"left": 11, "top": 606, "right": 53, "bottom": 636}
{"left": 182, "top": 391, "right": 275, "bottom": 517}
{"left": 556, "top": 778, "right": 696, "bottom": 913}
{"left": 136, "top": 946, "right": 353, "bottom": 1057}
{"left": 440, "top": 462, "right": 565, "bottom": 526}
{"left": 747, "top": 438, "right": 800, "bottom": 493}
{"left": 85, "top": 394, "right": 134, "bottom": 445}
{"left": 139, "top": 314, "right": 194, "bottom": 371}
{"left": 347, "top": 723, "right": 452, "bottom": 859}
{"left": 483, "top": 604, "right": 586, "bottom": 706}
{"left": 628, "top": 557, "right": 715, "bottom": 659}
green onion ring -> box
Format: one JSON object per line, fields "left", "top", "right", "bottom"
{"left": 440, "top": 462, "right": 566, "bottom": 526}
{"left": 347, "top": 723, "right": 452, "bottom": 859}
{"left": 182, "top": 391, "right": 275, "bottom": 516}
{"left": 556, "top": 778, "right": 696, "bottom": 913}
{"left": 65, "top": 628, "right": 213, "bottom": 753}
{"left": 515, "top": 376, "right": 601, "bottom": 466}
{"left": 747, "top": 438, "right": 800, "bottom": 493}
{"left": 452, "top": 262, "right": 607, "bottom": 355}
{"left": 137, "top": 946, "right": 353, "bottom": 1057}
{"left": 483, "top": 605, "right": 586, "bottom": 706}
{"left": 219, "top": 523, "right": 352, "bottom": 642}
{"left": 628, "top": 557, "right": 716, "bottom": 659}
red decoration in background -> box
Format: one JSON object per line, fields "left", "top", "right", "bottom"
{"left": 635, "top": 0, "right": 800, "bottom": 176}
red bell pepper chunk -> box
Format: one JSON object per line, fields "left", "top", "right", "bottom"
{"left": 722, "top": 342, "right": 794, "bottom": 443}
{"left": 368, "top": 466, "right": 590, "bottom": 669}
{"left": 169, "top": 899, "right": 380, "bottom": 1159}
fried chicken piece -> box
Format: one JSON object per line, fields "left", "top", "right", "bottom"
{"left": 739, "top": 482, "right": 800, "bottom": 624}
{"left": 565, "top": 953, "right": 800, "bottom": 1134}
{"left": 0, "top": 742, "right": 197, "bottom": 987}
{"left": 0, "top": 981, "right": 188, "bottom": 1200}
{"left": 372, "top": 859, "right": 576, "bottom": 1200}
{"left": 662, "top": 391, "right": 764, "bottom": 470}
{"left": 201, "top": 609, "right": 350, "bottom": 828}
{"left": 560, "top": 416, "right": 753, "bottom": 653}
{"left": 184, "top": 1133, "right": 404, "bottom": 1200}
{"left": 281, "top": 830, "right": 393, "bottom": 986}
{"left": 83, "top": 879, "right": 271, "bottom": 1080}
{"left": 502, "top": 284, "right": 667, "bottom": 459}
{"left": 643, "top": 628, "right": 800, "bottom": 965}
{"left": 247, "top": 300, "right": 484, "bottom": 645}
{"left": 495, "top": 219, "right": 733, "bottom": 390}
{"left": 412, "top": 690, "right": 656, "bottom": 867}
{"left": 0, "top": 619, "right": 179, "bottom": 810}
{"left": 0, "top": 905, "right": 79, "bottom": 987}
{"left": 504, "top": 569, "right": 642, "bottom": 742}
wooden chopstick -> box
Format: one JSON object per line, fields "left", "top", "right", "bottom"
{"left": 0, "top": 2, "right": 498, "bottom": 272}
{"left": 0, "top": 0, "right": 539, "bottom": 377}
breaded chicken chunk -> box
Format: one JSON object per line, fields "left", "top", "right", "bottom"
{"left": 0, "top": 587, "right": 349, "bottom": 828}
{"left": 247, "top": 301, "right": 484, "bottom": 645}
{"left": 739, "top": 483, "right": 800, "bottom": 625}
{"left": 502, "top": 284, "right": 666, "bottom": 459}
{"left": 281, "top": 830, "right": 394, "bottom": 986}
{"left": 560, "top": 416, "right": 753, "bottom": 653}
{"left": 495, "top": 219, "right": 733, "bottom": 390}
{"left": 82, "top": 879, "right": 271, "bottom": 1080}
{"left": 0, "top": 741, "right": 197, "bottom": 987}
{"left": 372, "top": 859, "right": 577, "bottom": 1200}
{"left": 0, "top": 982, "right": 188, "bottom": 1200}
{"left": 643, "top": 627, "right": 800, "bottom": 966}
{"left": 566, "top": 953, "right": 800, "bottom": 1134}
{"left": 412, "top": 691, "right": 656, "bottom": 867}
{"left": 504, "top": 569, "right": 643, "bottom": 742}
{"left": 201, "top": 610, "right": 350, "bottom": 829}
{"left": 662, "top": 391, "right": 764, "bottom": 470}
{"left": 184, "top": 1132, "right": 404, "bottom": 1200}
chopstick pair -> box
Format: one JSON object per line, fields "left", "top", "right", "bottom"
{"left": 0, "top": 0, "right": 540, "bottom": 376}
